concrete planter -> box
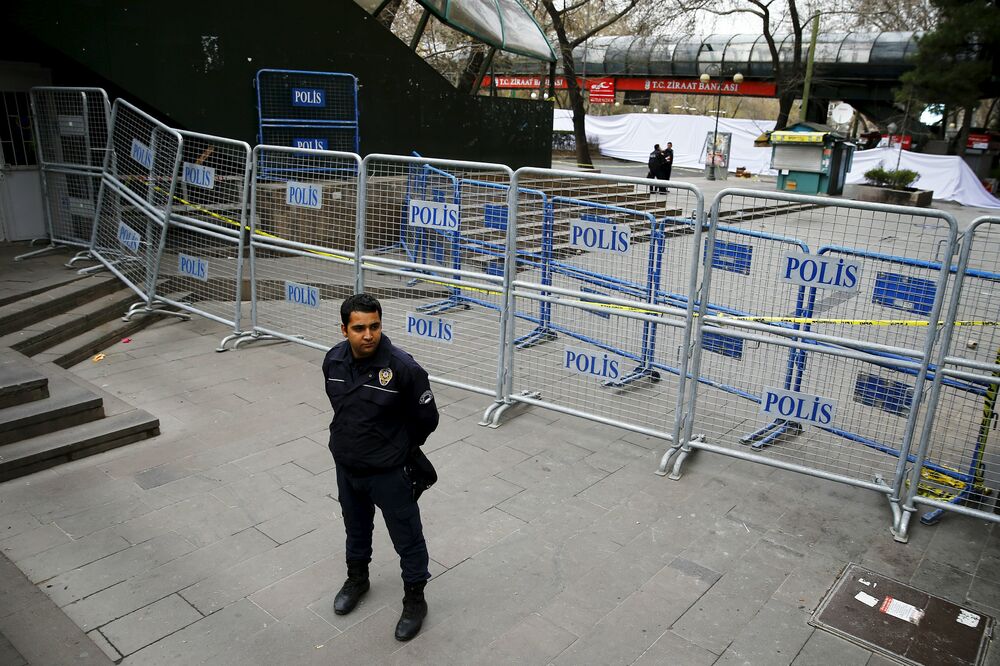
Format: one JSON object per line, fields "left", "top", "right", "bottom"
{"left": 853, "top": 184, "right": 934, "bottom": 207}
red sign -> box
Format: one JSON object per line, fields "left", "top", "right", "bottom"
{"left": 588, "top": 78, "right": 615, "bottom": 104}
{"left": 484, "top": 75, "right": 567, "bottom": 89}
{"left": 616, "top": 77, "right": 776, "bottom": 97}
{"left": 480, "top": 75, "right": 777, "bottom": 97}
{"left": 880, "top": 134, "right": 913, "bottom": 150}
{"left": 968, "top": 133, "right": 991, "bottom": 150}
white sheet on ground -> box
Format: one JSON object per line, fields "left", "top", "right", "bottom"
{"left": 553, "top": 109, "right": 776, "bottom": 175}
{"left": 845, "top": 147, "right": 1000, "bottom": 209}
{"left": 555, "top": 109, "right": 1000, "bottom": 209}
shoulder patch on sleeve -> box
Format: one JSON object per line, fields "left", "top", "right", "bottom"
{"left": 418, "top": 389, "right": 434, "bottom": 405}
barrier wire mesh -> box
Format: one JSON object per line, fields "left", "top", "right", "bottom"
{"left": 677, "top": 189, "right": 958, "bottom": 492}
{"left": 248, "top": 145, "right": 361, "bottom": 349}
{"left": 89, "top": 99, "right": 183, "bottom": 301}
{"left": 902, "top": 216, "right": 1000, "bottom": 529}
{"left": 153, "top": 131, "right": 252, "bottom": 336}
{"left": 504, "top": 169, "right": 702, "bottom": 439}
{"left": 359, "top": 155, "right": 512, "bottom": 397}
{"left": 29, "top": 87, "right": 110, "bottom": 249}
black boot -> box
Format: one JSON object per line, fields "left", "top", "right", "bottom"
{"left": 333, "top": 561, "right": 370, "bottom": 615}
{"left": 394, "top": 581, "right": 428, "bottom": 641}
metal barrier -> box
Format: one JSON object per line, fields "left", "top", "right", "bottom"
{"left": 145, "top": 130, "right": 253, "bottom": 349}
{"left": 359, "top": 154, "right": 513, "bottom": 399}
{"left": 18, "top": 87, "right": 110, "bottom": 264}
{"left": 256, "top": 69, "right": 360, "bottom": 153}
{"left": 88, "top": 100, "right": 185, "bottom": 313}
{"left": 488, "top": 168, "right": 703, "bottom": 444}
{"left": 895, "top": 215, "right": 1000, "bottom": 538}
{"left": 661, "top": 189, "right": 958, "bottom": 531}
{"left": 242, "top": 145, "right": 361, "bottom": 350}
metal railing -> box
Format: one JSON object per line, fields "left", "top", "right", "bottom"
{"left": 18, "top": 87, "right": 110, "bottom": 265}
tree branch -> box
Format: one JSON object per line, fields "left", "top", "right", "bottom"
{"left": 570, "top": 0, "right": 640, "bottom": 47}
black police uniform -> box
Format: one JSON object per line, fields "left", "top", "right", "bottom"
{"left": 323, "top": 334, "right": 439, "bottom": 583}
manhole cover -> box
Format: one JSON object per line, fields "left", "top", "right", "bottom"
{"left": 812, "top": 563, "right": 993, "bottom": 666}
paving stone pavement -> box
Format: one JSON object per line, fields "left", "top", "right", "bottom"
{"left": 0, "top": 308, "right": 995, "bottom": 665}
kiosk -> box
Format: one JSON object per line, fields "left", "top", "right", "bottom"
{"left": 770, "top": 122, "right": 856, "bottom": 195}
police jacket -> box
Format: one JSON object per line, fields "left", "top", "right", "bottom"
{"left": 323, "top": 335, "right": 439, "bottom": 472}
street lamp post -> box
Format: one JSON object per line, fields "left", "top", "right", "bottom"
{"left": 700, "top": 70, "right": 744, "bottom": 180}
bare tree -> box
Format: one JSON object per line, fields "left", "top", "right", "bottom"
{"left": 841, "top": 0, "right": 938, "bottom": 31}
{"left": 689, "top": 0, "right": 808, "bottom": 128}
{"left": 541, "top": 0, "right": 641, "bottom": 168}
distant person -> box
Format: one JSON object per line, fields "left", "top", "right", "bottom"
{"left": 660, "top": 142, "right": 674, "bottom": 190}
{"left": 647, "top": 144, "right": 667, "bottom": 193}
{"left": 323, "top": 294, "right": 440, "bottom": 641}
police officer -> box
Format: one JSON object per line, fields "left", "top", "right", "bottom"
{"left": 322, "top": 294, "right": 439, "bottom": 641}
{"left": 661, "top": 141, "right": 674, "bottom": 186}
{"left": 647, "top": 144, "right": 667, "bottom": 193}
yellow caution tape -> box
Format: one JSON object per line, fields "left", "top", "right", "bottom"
{"left": 709, "top": 314, "right": 999, "bottom": 327}
{"left": 148, "top": 187, "right": 1000, "bottom": 326}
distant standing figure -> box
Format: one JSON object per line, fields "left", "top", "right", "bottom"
{"left": 647, "top": 144, "right": 667, "bottom": 193}
{"left": 661, "top": 142, "right": 674, "bottom": 186}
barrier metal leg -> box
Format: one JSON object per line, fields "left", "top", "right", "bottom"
{"left": 603, "top": 367, "right": 661, "bottom": 389}
{"left": 485, "top": 390, "right": 539, "bottom": 428}
{"left": 657, "top": 435, "right": 701, "bottom": 479}
{"left": 875, "top": 474, "right": 909, "bottom": 543}
{"left": 14, "top": 243, "right": 61, "bottom": 262}
{"left": 740, "top": 419, "right": 803, "bottom": 450}
{"left": 514, "top": 326, "right": 558, "bottom": 349}
{"left": 122, "top": 300, "right": 191, "bottom": 323}
{"left": 415, "top": 292, "right": 472, "bottom": 316}
{"left": 479, "top": 400, "right": 504, "bottom": 427}
{"left": 66, "top": 250, "right": 97, "bottom": 267}
{"left": 216, "top": 331, "right": 254, "bottom": 352}
{"left": 232, "top": 331, "right": 281, "bottom": 350}
{"left": 893, "top": 507, "right": 914, "bottom": 543}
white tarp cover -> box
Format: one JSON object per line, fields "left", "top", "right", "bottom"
{"left": 553, "top": 109, "right": 776, "bottom": 175}
{"left": 554, "top": 109, "right": 1000, "bottom": 209}
{"left": 845, "top": 147, "right": 1000, "bottom": 209}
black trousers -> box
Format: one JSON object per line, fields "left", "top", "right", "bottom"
{"left": 336, "top": 464, "right": 430, "bottom": 584}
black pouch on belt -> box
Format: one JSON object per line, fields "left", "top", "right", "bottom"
{"left": 404, "top": 447, "right": 437, "bottom": 501}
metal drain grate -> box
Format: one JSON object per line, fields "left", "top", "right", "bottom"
{"left": 812, "top": 563, "right": 993, "bottom": 666}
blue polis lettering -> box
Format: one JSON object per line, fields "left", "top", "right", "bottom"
{"left": 409, "top": 202, "right": 459, "bottom": 231}
{"left": 286, "top": 182, "right": 322, "bottom": 209}
{"left": 292, "top": 88, "right": 326, "bottom": 107}
{"left": 564, "top": 348, "right": 620, "bottom": 380}
{"left": 182, "top": 163, "right": 215, "bottom": 189}
{"left": 293, "top": 138, "right": 329, "bottom": 150}
{"left": 406, "top": 313, "right": 453, "bottom": 342}
{"left": 178, "top": 254, "right": 208, "bottom": 282}
{"left": 782, "top": 254, "right": 859, "bottom": 290}
{"left": 761, "top": 389, "right": 835, "bottom": 425}
{"left": 285, "top": 282, "right": 319, "bottom": 308}
{"left": 130, "top": 139, "right": 154, "bottom": 170}
{"left": 117, "top": 222, "right": 140, "bottom": 253}
{"left": 569, "top": 220, "right": 630, "bottom": 254}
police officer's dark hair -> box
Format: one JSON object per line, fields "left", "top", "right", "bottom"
{"left": 341, "top": 294, "right": 382, "bottom": 325}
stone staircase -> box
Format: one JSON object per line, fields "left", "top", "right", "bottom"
{"left": 0, "top": 253, "right": 179, "bottom": 481}
{"left": 0, "top": 274, "right": 171, "bottom": 369}
{"left": 0, "top": 348, "right": 159, "bottom": 481}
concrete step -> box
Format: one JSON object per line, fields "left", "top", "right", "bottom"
{"left": 0, "top": 269, "right": 85, "bottom": 309}
{"left": 0, "top": 275, "right": 122, "bottom": 337}
{"left": 0, "top": 350, "right": 49, "bottom": 409}
{"left": 0, "top": 409, "right": 159, "bottom": 482}
{"left": 0, "top": 379, "right": 104, "bottom": 446}
{"left": 32, "top": 309, "right": 175, "bottom": 370}
{"left": 9, "top": 287, "right": 140, "bottom": 357}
